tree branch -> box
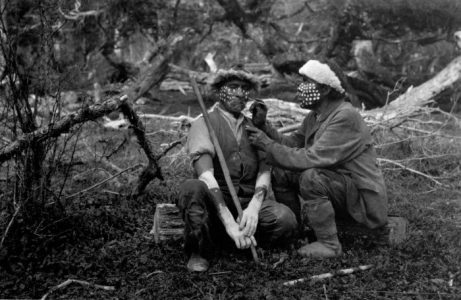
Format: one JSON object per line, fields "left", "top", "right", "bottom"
{"left": 0, "top": 95, "right": 128, "bottom": 163}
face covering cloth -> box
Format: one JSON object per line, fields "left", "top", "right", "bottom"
{"left": 297, "top": 82, "right": 321, "bottom": 109}
{"left": 218, "top": 85, "right": 249, "bottom": 113}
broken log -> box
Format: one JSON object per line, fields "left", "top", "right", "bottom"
{"left": 363, "top": 54, "right": 461, "bottom": 125}
{"left": 150, "top": 203, "right": 408, "bottom": 246}
{"left": 150, "top": 203, "right": 184, "bottom": 243}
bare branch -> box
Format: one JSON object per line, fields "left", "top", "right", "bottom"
{"left": 275, "top": 1, "right": 313, "bottom": 20}
{"left": 58, "top": 0, "right": 105, "bottom": 21}
{"left": 0, "top": 202, "right": 20, "bottom": 249}
{"left": 119, "top": 102, "right": 164, "bottom": 195}
{"left": 65, "top": 164, "right": 142, "bottom": 199}
{"left": 41, "top": 279, "right": 115, "bottom": 300}
{"left": 0, "top": 95, "right": 129, "bottom": 163}
{"left": 378, "top": 158, "right": 446, "bottom": 186}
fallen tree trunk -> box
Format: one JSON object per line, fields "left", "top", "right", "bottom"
{"left": 360, "top": 55, "right": 461, "bottom": 129}
{"left": 127, "top": 32, "right": 190, "bottom": 101}
{"left": 385, "top": 55, "right": 461, "bottom": 111}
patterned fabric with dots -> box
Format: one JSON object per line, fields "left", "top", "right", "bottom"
{"left": 218, "top": 86, "right": 250, "bottom": 106}
{"left": 297, "top": 82, "right": 321, "bottom": 108}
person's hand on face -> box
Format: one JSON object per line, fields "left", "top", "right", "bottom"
{"left": 218, "top": 80, "right": 251, "bottom": 115}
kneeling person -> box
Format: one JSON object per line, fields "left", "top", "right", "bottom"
{"left": 247, "top": 60, "right": 388, "bottom": 259}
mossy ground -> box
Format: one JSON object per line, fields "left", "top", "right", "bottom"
{"left": 0, "top": 95, "right": 460, "bottom": 299}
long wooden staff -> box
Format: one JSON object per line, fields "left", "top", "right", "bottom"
{"left": 190, "top": 76, "right": 259, "bottom": 263}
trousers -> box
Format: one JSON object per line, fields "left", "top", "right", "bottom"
{"left": 177, "top": 179, "right": 298, "bottom": 257}
{"left": 271, "top": 167, "right": 359, "bottom": 224}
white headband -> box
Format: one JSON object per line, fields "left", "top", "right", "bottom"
{"left": 299, "top": 60, "right": 345, "bottom": 94}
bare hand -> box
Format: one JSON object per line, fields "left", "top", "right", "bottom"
{"left": 226, "top": 222, "right": 257, "bottom": 249}
{"left": 239, "top": 202, "right": 259, "bottom": 237}
{"left": 245, "top": 126, "right": 273, "bottom": 151}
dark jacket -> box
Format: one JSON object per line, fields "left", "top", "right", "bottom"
{"left": 265, "top": 100, "right": 388, "bottom": 228}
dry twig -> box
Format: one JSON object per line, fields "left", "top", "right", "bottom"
{"left": 65, "top": 164, "right": 142, "bottom": 199}
{"left": 40, "top": 279, "right": 115, "bottom": 300}
{"left": 0, "top": 202, "right": 21, "bottom": 249}
{"left": 283, "top": 265, "right": 374, "bottom": 286}
{"left": 378, "top": 158, "right": 446, "bottom": 186}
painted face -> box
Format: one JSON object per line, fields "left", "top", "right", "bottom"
{"left": 297, "top": 82, "right": 322, "bottom": 109}
{"left": 218, "top": 80, "right": 251, "bottom": 114}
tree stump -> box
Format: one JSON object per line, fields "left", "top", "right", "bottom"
{"left": 151, "top": 203, "right": 408, "bottom": 245}
{"left": 150, "top": 203, "right": 184, "bottom": 243}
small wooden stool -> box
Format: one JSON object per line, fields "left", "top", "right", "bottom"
{"left": 151, "top": 203, "right": 184, "bottom": 243}
{"left": 151, "top": 203, "right": 408, "bottom": 246}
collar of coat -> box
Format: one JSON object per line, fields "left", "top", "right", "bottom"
{"left": 315, "top": 98, "right": 345, "bottom": 122}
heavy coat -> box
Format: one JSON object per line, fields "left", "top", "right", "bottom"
{"left": 265, "top": 100, "right": 388, "bottom": 228}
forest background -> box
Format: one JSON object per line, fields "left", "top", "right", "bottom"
{"left": 0, "top": 0, "right": 460, "bottom": 299}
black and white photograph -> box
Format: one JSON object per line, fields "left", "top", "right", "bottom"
{"left": 0, "top": 0, "right": 460, "bottom": 299}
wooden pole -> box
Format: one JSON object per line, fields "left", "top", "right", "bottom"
{"left": 190, "top": 76, "right": 259, "bottom": 263}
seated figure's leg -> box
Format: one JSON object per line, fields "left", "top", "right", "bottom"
{"left": 297, "top": 168, "right": 356, "bottom": 258}
{"left": 176, "top": 179, "right": 219, "bottom": 271}
{"left": 256, "top": 196, "right": 298, "bottom": 247}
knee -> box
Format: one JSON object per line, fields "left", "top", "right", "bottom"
{"left": 177, "top": 179, "right": 208, "bottom": 209}
{"left": 179, "top": 179, "right": 207, "bottom": 195}
{"left": 270, "top": 204, "right": 298, "bottom": 233}
{"left": 299, "top": 168, "right": 328, "bottom": 200}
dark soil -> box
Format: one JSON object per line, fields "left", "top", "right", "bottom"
{"left": 0, "top": 93, "right": 460, "bottom": 299}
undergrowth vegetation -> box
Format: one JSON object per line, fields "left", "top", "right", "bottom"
{"left": 0, "top": 108, "right": 460, "bottom": 299}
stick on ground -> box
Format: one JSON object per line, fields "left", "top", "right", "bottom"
{"left": 283, "top": 264, "right": 374, "bottom": 286}
{"left": 40, "top": 279, "right": 115, "bottom": 300}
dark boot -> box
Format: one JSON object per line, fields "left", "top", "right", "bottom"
{"left": 298, "top": 197, "right": 342, "bottom": 259}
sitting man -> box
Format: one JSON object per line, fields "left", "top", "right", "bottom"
{"left": 177, "top": 65, "right": 298, "bottom": 272}
{"left": 246, "top": 59, "right": 388, "bottom": 259}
